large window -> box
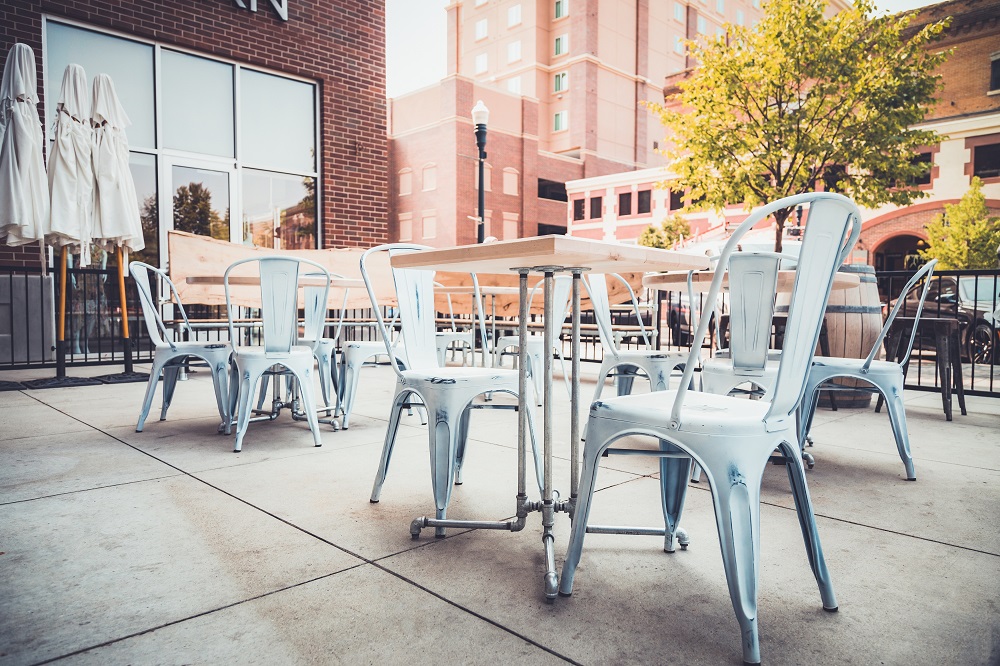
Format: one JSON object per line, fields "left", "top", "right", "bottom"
{"left": 553, "top": 110, "right": 568, "bottom": 132}
{"left": 637, "top": 190, "right": 652, "bottom": 214}
{"left": 555, "top": 0, "right": 568, "bottom": 19}
{"left": 619, "top": 192, "right": 633, "bottom": 216}
{"left": 991, "top": 57, "right": 1000, "bottom": 92}
{"left": 554, "top": 35, "right": 569, "bottom": 56}
{"left": 973, "top": 143, "right": 1000, "bottom": 179}
{"left": 475, "top": 19, "right": 488, "bottom": 40}
{"left": 554, "top": 71, "right": 568, "bottom": 92}
{"left": 589, "top": 196, "right": 602, "bottom": 219}
{"left": 44, "top": 20, "right": 320, "bottom": 261}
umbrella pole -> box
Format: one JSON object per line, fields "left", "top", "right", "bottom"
{"left": 57, "top": 247, "right": 68, "bottom": 379}
{"left": 117, "top": 247, "right": 133, "bottom": 374}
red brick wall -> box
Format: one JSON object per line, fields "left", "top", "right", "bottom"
{"left": 0, "top": 0, "right": 387, "bottom": 264}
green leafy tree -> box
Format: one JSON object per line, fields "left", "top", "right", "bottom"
{"left": 638, "top": 214, "right": 692, "bottom": 249}
{"left": 648, "top": 0, "right": 950, "bottom": 252}
{"left": 920, "top": 177, "right": 1000, "bottom": 269}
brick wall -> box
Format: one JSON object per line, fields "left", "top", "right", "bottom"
{"left": 0, "top": 0, "right": 387, "bottom": 263}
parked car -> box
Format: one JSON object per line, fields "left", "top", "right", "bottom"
{"left": 899, "top": 274, "right": 1000, "bottom": 363}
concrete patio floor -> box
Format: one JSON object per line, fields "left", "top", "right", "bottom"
{"left": 1, "top": 361, "right": 999, "bottom": 665}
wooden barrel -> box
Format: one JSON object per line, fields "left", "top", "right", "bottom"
{"left": 778, "top": 264, "right": 883, "bottom": 408}
{"left": 818, "top": 264, "right": 883, "bottom": 407}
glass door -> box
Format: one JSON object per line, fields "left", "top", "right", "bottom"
{"left": 161, "top": 158, "right": 238, "bottom": 251}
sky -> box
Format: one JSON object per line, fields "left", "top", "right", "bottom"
{"left": 384, "top": 0, "right": 943, "bottom": 99}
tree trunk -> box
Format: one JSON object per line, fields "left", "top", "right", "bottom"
{"left": 772, "top": 208, "right": 791, "bottom": 253}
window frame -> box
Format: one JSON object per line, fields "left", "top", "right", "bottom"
{"left": 554, "top": 0, "right": 568, "bottom": 20}
{"left": 554, "top": 34, "right": 569, "bottom": 56}
{"left": 553, "top": 110, "right": 568, "bottom": 132}
{"left": 475, "top": 18, "right": 488, "bottom": 41}
{"left": 508, "top": 4, "right": 522, "bottom": 27}
{"left": 553, "top": 71, "right": 568, "bottom": 93}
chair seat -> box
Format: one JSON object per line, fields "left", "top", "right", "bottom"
{"left": 811, "top": 357, "right": 902, "bottom": 379}
{"left": 400, "top": 365, "right": 521, "bottom": 388}
{"left": 233, "top": 345, "right": 315, "bottom": 361}
{"left": 159, "top": 341, "right": 232, "bottom": 355}
{"left": 713, "top": 348, "right": 782, "bottom": 361}
{"left": 593, "top": 388, "right": 772, "bottom": 435}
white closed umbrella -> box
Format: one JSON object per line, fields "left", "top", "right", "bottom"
{"left": 0, "top": 43, "right": 48, "bottom": 247}
{"left": 91, "top": 73, "right": 143, "bottom": 255}
{"left": 46, "top": 63, "right": 93, "bottom": 259}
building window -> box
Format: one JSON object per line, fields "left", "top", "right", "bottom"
{"left": 554, "top": 71, "right": 568, "bottom": 92}
{"left": 674, "top": 35, "right": 685, "bottom": 54}
{"left": 669, "top": 188, "right": 684, "bottom": 211}
{"left": 503, "top": 168, "right": 519, "bottom": 195}
{"left": 589, "top": 196, "right": 602, "bottom": 219}
{"left": 637, "top": 190, "right": 652, "bottom": 214}
{"left": 475, "top": 0, "right": 487, "bottom": 6}
{"left": 716, "top": 26, "right": 726, "bottom": 38}
{"left": 45, "top": 20, "right": 319, "bottom": 257}
{"left": 475, "top": 53, "right": 488, "bottom": 74}
{"left": 398, "top": 169, "right": 412, "bottom": 196}
{"left": 697, "top": 16, "right": 707, "bottom": 34}
{"left": 422, "top": 164, "right": 437, "bottom": 191}
{"left": 619, "top": 192, "right": 633, "bottom": 216}
{"left": 736, "top": 9, "right": 744, "bottom": 25}
{"left": 674, "top": 2, "right": 685, "bottom": 21}
{"left": 991, "top": 56, "right": 1000, "bottom": 92}
{"left": 398, "top": 213, "right": 413, "bottom": 241}
{"left": 555, "top": 0, "right": 568, "bottom": 19}
{"left": 507, "top": 76, "right": 522, "bottom": 94}
{"left": 554, "top": 34, "right": 569, "bottom": 56}
{"left": 502, "top": 212, "right": 519, "bottom": 240}
{"left": 538, "top": 179, "right": 568, "bottom": 201}
{"left": 572, "top": 198, "right": 586, "bottom": 221}
{"left": 507, "top": 40, "right": 522, "bottom": 63}
{"left": 553, "top": 110, "right": 568, "bottom": 132}
{"left": 716, "top": 0, "right": 724, "bottom": 14}
{"left": 973, "top": 143, "right": 1000, "bottom": 179}
{"left": 422, "top": 214, "right": 437, "bottom": 239}
{"left": 475, "top": 19, "right": 488, "bottom": 41}
{"left": 482, "top": 163, "right": 493, "bottom": 192}
{"left": 508, "top": 4, "right": 522, "bottom": 27}
{"left": 907, "top": 153, "right": 933, "bottom": 186}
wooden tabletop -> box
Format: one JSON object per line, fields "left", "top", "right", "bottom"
{"left": 391, "top": 235, "right": 711, "bottom": 275}
{"left": 436, "top": 285, "right": 522, "bottom": 296}
{"left": 186, "top": 276, "right": 365, "bottom": 289}
{"left": 643, "top": 270, "right": 861, "bottom": 293}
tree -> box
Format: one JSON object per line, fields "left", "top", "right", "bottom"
{"left": 638, "top": 214, "right": 691, "bottom": 249}
{"left": 173, "top": 182, "right": 226, "bottom": 241}
{"left": 647, "top": 0, "right": 950, "bottom": 252}
{"left": 920, "top": 177, "right": 1000, "bottom": 269}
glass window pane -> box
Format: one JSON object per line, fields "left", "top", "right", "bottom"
{"left": 240, "top": 69, "right": 316, "bottom": 173}
{"left": 130, "top": 153, "right": 159, "bottom": 266}
{"left": 241, "top": 170, "right": 316, "bottom": 249}
{"left": 161, "top": 50, "right": 234, "bottom": 157}
{"left": 45, "top": 22, "right": 155, "bottom": 148}
{"left": 171, "top": 165, "right": 230, "bottom": 241}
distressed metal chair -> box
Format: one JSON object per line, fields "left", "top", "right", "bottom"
{"left": 585, "top": 273, "right": 688, "bottom": 404}
{"left": 559, "top": 192, "right": 861, "bottom": 665}
{"left": 434, "top": 281, "right": 476, "bottom": 366}
{"left": 129, "top": 261, "right": 233, "bottom": 433}
{"left": 493, "top": 275, "right": 572, "bottom": 404}
{"left": 799, "top": 259, "right": 938, "bottom": 480}
{"left": 225, "top": 256, "right": 329, "bottom": 452}
{"left": 361, "top": 243, "right": 541, "bottom": 536}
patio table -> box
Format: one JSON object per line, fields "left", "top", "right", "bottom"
{"left": 642, "top": 269, "right": 860, "bottom": 293}
{"left": 391, "top": 235, "right": 709, "bottom": 600}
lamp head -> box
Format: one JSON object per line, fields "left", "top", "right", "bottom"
{"left": 471, "top": 99, "right": 489, "bottom": 127}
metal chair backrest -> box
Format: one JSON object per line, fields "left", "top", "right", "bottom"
{"left": 584, "top": 273, "right": 652, "bottom": 355}
{"left": 128, "top": 261, "right": 190, "bottom": 351}
{"left": 303, "top": 272, "right": 348, "bottom": 343}
{"left": 669, "top": 192, "right": 861, "bottom": 431}
{"left": 224, "top": 256, "right": 330, "bottom": 357}
{"left": 361, "top": 243, "right": 474, "bottom": 374}
{"left": 727, "top": 252, "right": 798, "bottom": 375}
{"left": 862, "top": 259, "right": 938, "bottom": 371}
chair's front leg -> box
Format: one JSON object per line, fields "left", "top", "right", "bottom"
{"left": 659, "top": 445, "right": 692, "bottom": 552}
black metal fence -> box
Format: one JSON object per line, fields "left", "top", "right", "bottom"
{"left": 3, "top": 264, "right": 998, "bottom": 399}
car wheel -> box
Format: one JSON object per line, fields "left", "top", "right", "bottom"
{"left": 968, "top": 322, "right": 996, "bottom": 365}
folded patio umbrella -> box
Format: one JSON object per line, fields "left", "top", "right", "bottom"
{"left": 0, "top": 43, "right": 48, "bottom": 247}
{"left": 46, "top": 63, "right": 93, "bottom": 260}
{"left": 90, "top": 73, "right": 143, "bottom": 255}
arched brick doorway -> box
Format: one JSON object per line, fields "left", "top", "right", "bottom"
{"left": 872, "top": 233, "right": 925, "bottom": 271}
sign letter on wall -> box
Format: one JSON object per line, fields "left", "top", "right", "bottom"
{"left": 233, "top": 0, "right": 288, "bottom": 22}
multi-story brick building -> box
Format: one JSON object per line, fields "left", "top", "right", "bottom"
{"left": 566, "top": 0, "right": 1000, "bottom": 270}
{"left": 0, "top": 0, "right": 388, "bottom": 272}
{"left": 390, "top": 0, "right": 854, "bottom": 247}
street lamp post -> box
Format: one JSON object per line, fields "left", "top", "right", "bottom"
{"left": 472, "top": 100, "right": 489, "bottom": 244}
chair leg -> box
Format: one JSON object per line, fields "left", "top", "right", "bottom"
{"left": 615, "top": 364, "right": 638, "bottom": 396}
{"left": 879, "top": 382, "right": 916, "bottom": 480}
{"left": 427, "top": 392, "right": 470, "bottom": 537}
{"left": 780, "top": 440, "right": 838, "bottom": 610}
{"left": 704, "top": 454, "right": 767, "bottom": 666}
{"left": 454, "top": 404, "right": 473, "bottom": 485}
{"left": 233, "top": 365, "right": 264, "bottom": 453}
{"left": 160, "top": 364, "right": 182, "bottom": 421}
{"left": 370, "top": 389, "right": 411, "bottom": 503}
{"left": 338, "top": 353, "right": 366, "bottom": 429}
{"left": 559, "top": 415, "right": 615, "bottom": 597}
{"left": 255, "top": 373, "right": 270, "bottom": 412}
{"left": 659, "top": 445, "right": 692, "bottom": 552}
{"left": 136, "top": 356, "right": 169, "bottom": 432}
{"left": 210, "top": 357, "right": 232, "bottom": 435}
{"left": 288, "top": 365, "right": 323, "bottom": 447}
{"left": 315, "top": 351, "right": 333, "bottom": 410}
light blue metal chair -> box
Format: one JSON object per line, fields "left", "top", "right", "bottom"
{"left": 362, "top": 243, "right": 541, "bottom": 537}
{"left": 585, "top": 273, "right": 688, "bottom": 403}
{"left": 799, "top": 259, "right": 938, "bottom": 480}
{"left": 129, "top": 261, "right": 233, "bottom": 434}
{"left": 559, "top": 192, "right": 861, "bottom": 665}
{"left": 225, "top": 256, "right": 329, "bottom": 452}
